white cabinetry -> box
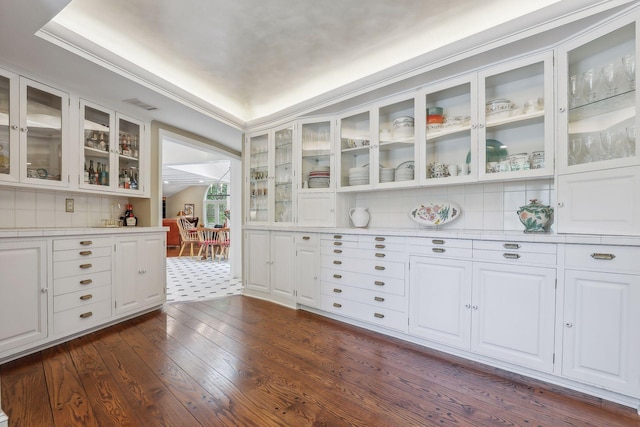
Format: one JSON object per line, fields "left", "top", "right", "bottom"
{"left": 52, "top": 237, "right": 112, "bottom": 336}
{"left": 295, "top": 233, "right": 320, "bottom": 308}
{"left": 561, "top": 244, "right": 640, "bottom": 397}
{"left": 243, "top": 230, "right": 296, "bottom": 307}
{"left": 556, "top": 13, "right": 640, "bottom": 235}
{"left": 114, "top": 233, "right": 166, "bottom": 315}
{"left": 0, "top": 239, "right": 47, "bottom": 357}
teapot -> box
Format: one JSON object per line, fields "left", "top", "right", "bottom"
{"left": 349, "top": 207, "right": 370, "bottom": 228}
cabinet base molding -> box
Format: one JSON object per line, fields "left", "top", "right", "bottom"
{"left": 300, "top": 305, "right": 640, "bottom": 413}
{"left": 0, "top": 410, "right": 7, "bottom": 427}
{"left": 243, "top": 291, "right": 296, "bottom": 309}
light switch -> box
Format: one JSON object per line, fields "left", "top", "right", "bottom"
{"left": 65, "top": 198, "right": 74, "bottom": 212}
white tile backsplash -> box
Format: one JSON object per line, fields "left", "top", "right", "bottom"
{"left": 355, "top": 179, "right": 555, "bottom": 232}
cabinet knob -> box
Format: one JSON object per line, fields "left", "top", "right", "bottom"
{"left": 374, "top": 296, "right": 385, "bottom": 302}
{"left": 79, "top": 263, "right": 92, "bottom": 269}
{"left": 20, "top": 127, "right": 28, "bottom": 133}
{"left": 41, "top": 288, "right": 48, "bottom": 293}
{"left": 590, "top": 253, "right": 615, "bottom": 260}
{"left": 79, "top": 250, "right": 92, "bottom": 256}
{"left": 472, "top": 305, "right": 479, "bottom": 310}
{"left": 333, "top": 302, "right": 342, "bottom": 308}
{"left": 79, "top": 294, "right": 93, "bottom": 301}
{"left": 79, "top": 312, "right": 93, "bottom": 319}
{"left": 374, "top": 265, "right": 385, "bottom": 270}
{"left": 11, "top": 125, "right": 18, "bottom": 130}
{"left": 374, "top": 281, "right": 385, "bottom": 286}
{"left": 375, "top": 253, "right": 385, "bottom": 258}
{"left": 559, "top": 107, "right": 566, "bottom": 113}
{"left": 565, "top": 322, "right": 573, "bottom": 328}
{"left": 302, "top": 236, "right": 310, "bottom": 240}
{"left": 333, "top": 274, "right": 342, "bottom": 279}
{"left": 79, "top": 279, "right": 92, "bottom": 285}
{"left": 557, "top": 202, "right": 564, "bottom": 207}
{"left": 374, "top": 313, "right": 385, "bottom": 319}
{"left": 465, "top": 303, "right": 471, "bottom": 309}
{"left": 478, "top": 124, "right": 485, "bottom": 129}
{"left": 333, "top": 288, "right": 342, "bottom": 293}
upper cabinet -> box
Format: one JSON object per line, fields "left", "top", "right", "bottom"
{"left": 297, "top": 117, "right": 333, "bottom": 191}
{"left": 557, "top": 15, "right": 638, "bottom": 174}
{"left": 477, "top": 52, "right": 554, "bottom": 180}
{"left": 337, "top": 107, "right": 374, "bottom": 190}
{"left": 0, "top": 74, "right": 70, "bottom": 187}
{"left": 80, "top": 100, "right": 146, "bottom": 195}
{"left": 246, "top": 123, "right": 295, "bottom": 225}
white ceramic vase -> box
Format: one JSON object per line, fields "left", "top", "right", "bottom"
{"left": 349, "top": 207, "right": 370, "bottom": 228}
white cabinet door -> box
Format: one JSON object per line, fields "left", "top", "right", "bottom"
{"left": 114, "top": 236, "right": 141, "bottom": 314}
{"left": 562, "top": 269, "right": 640, "bottom": 397}
{"left": 0, "top": 240, "right": 48, "bottom": 355}
{"left": 472, "top": 263, "right": 556, "bottom": 372}
{"left": 409, "top": 256, "right": 472, "bottom": 349}
{"left": 270, "top": 232, "right": 295, "bottom": 306}
{"left": 556, "top": 166, "right": 640, "bottom": 235}
{"left": 244, "top": 230, "right": 271, "bottom": 293}
{"left": 296, "top": 243, "right": 319, "bottom": 308}
{"left": 140, "top": 234, "right": 166, "bottom": 306}
{"left": 0, "top": 68, "right": 19, "bottom": 183}
{"left": 297, "top": 192, "right": 335, "bottom": 227}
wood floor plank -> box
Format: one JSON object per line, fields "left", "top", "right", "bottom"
{"left": 41, "top": 344, "right": 99, "bottom": 426}
{"left": 0, "top": 353, "right": 54, "bottom": 427}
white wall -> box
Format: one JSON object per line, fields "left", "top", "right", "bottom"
{"left": 354, "top": 178, "right": 555, "bottom": 231}
{"left": 165, "top": 185, "right": 209, "bottom": 222}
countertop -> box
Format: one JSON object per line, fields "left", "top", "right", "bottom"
{"left": 0, "top": 226, "right": 168, "bottom": 239}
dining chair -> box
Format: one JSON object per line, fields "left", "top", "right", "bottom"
{"left": 176, "top": 217, "right": 199, "bottom": 257}
{"left": 215, "top": 229, "right": 230, "bottom": 261}
{"left": 197, "top": 228, "right": 218, "bottom": 261}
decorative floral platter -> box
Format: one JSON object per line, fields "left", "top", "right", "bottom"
{"left": 409, "top": 201, "right": 461, "bottom": 226}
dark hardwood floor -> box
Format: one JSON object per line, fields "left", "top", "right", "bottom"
{"left": 1, "top": 296, "right": 639, "bottom": 426}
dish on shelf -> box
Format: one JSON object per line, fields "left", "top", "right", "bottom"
{"left": 342, "top": 137, "right": 370, "bottom": 148}
{"left": 409, "top": 201, "right": 462, "bottom": 226}
{"left": 395, "top": 160, "right": 415, "bottom": 171}
{"left": 465, "top": 139, "right": 508, "bottom": 164}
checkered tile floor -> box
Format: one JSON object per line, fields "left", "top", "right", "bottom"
{"left": 166, "top": 257, "right": 243, "bottom": 303}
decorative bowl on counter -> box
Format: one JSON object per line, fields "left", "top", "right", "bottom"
{"left": 517, "top": 199, "right": 553, "bottom": 233}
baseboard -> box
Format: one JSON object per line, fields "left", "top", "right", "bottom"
{"left": 0, "top": 409, "right": 8, "bottom": 427}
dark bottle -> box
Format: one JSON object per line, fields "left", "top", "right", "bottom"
{"left": 88, "top": 160, "right": 95, "bottom": 184}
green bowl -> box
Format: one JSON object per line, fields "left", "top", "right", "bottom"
{"left": 466, "top": 139, "right": 508, "bottom": 164}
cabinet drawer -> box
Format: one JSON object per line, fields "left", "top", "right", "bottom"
{"left": 320, "top": 257, "right": 404, "bottom": 278}
{"left": 565, "top": 244, "right": 640, "bottom": 272}
{"left": 407, "top": 237, "right": 473, "bottom": 249}
{"left": 54, "top": 270, "right": 111, "bottom": 296}
{"left": 359, "top": 235, "right": 406, "bottom": 246}
{"left": 407, "top": 245, "right": 472, "bottom": 259}
{"left": 321, "top": 233, "right": 358, "bottom": 242}
{"left": 321, "top": 269, "right": 405, "bottom": 295}
{"left": 53, "top": 246, "right": 112, "bottom": 262}
{"left": 320, "top": 239, "right": 359, "bottom": 249}
{"left": 54, "top": 256, "right": 112, "bottom": 279}
{"left": 473, "top": 249, "right": 556, "bottom": 265}
{"left": 320, "top": 246, "right": 406, "bottom": 262}
{"left": 473, "top": 240, "right": 556, "bottom": 254}
{"left": 321, "top": 282, "right": 406, "bottom": 312}
{"left": 54, "top": 285, "right": 111, "bottom": 313}
{"left": 54, "top": 237, "right": 112, "bottom": 251}
{"left": 53, "top": 300, "right": 112, "bottom": 336}
{"left": 321, "top": 295, "right": 407, "bottom": 332}
{"left": 296, "top": 233, "right": 318, "bottom": 246}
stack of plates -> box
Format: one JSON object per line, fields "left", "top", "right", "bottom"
{"left": 380, "top": 167, "right": 395, "bottom": 183}
{"left": 393, "top": 116, "right": 415, "bottom": 140}
{"left": 349, "top": 166, "right": 369, "bottom": 186}
{"left": 308, "top": 166, "right": 330, "bottom": 188}
{"left": 395, "top": 160, "right": 415, "bottom": 181}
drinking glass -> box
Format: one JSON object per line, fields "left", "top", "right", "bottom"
{"left": 623, "top": 54, "right": 636, "bottom": 90}
{"left": 582, "top": 69, "right": 599, "bottom": 103}
{"left": 568, "top": 137, "right": 582, "bottom": 165}
{"left": 625, "top": 126, "right": 636, "bottom": 157}
{"left": 569, "top": 74, "right": 582, "bottom": 107}
{"left": 599, "top": 129, "right": 618, "bottom": 160}
{"left": 582, "top": 134, "right": 600, "bottom": 162}
{"left": 601, "top": 63, "right": 617, "bottom": 97}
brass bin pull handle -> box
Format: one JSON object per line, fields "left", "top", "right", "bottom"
{"left": 333, "top": 260, "right": 342, "bottom": 265}
{"left": 302, "top": 236, "right": 310, "bottom": 240}
{"left": 374, "top": 296, "right": 385, "bottom": 302}
{"left": 375, "top": 265, "right": 385, "bottom": 270}
{"left": 333, "top": 235, "right": 342, "bottom": 239}
{"left": 333, "top": 249, "right": 342, "bottom": 254}
{"left": 80, "top": 294, "right": 93, "bottom": 301}
{"left": 503, "top": 243, "right": 520, "bottom": 249}
{"left": 374, "top": 281, "right": 385, "bottom": 286}
{"left": 79, "top": 279, "right": 92, "bottom": 285}
{"left": 79, "top": 263, "right": 93, "bottom": 269}
{"left": 80, "top": 241, "right": 93, "bottom": 246}
{"left": 432, "top": 239, "right": 445, "bottom": 245}
{"left": 375, "top": 253, "right": 385, "bottom": 258}
{"left": 333, "top": 288, "right": 342, "bottom": 293}
{"left": 333, "top": 274, "right": 342, "bottom": 279}
{"left": 503, "top": 253, "right": 520, "bottom": 259}
{"left": 79, "top": 250, "right": 92, "bottom": 256}
{"left": 591, "top": 253, "right": 616, "bottom": 260}
{"left": 375, "top": 237, "right": 385, "bottom": 242}
{"left": 374, "top": 313, "right": 384, "bottom": 319}
{"left": 375, "top": 244, "right": 385, "bottom": 249}
{"left": 432, "top": 248, "right": 445, "bottom": 253}
{"left": 334, "top": 242, "right": 343, "bottom": 246}
{"left": 79, "top": 312, "right": 93, "bottom": 319}
{"left": 333, "top": 303, "right": 342, "bottom": 308}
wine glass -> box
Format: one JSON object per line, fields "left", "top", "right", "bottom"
{"left": 599, "top": 129, "right": 618, "bottom": 160}
{"left": 582, "top": 69, "right": 599, "bottom": 103}
{"left": 568, "top": 137, "right": 582, "bottom": 165}
{"left": 625, "top": 126, "right": 636, "bottom": 158}
{"left": 582, "top": 134, "right": 600, "bottom": 162}
{"left": 623, "top": 54, "right": 636, "bottom": 90}
{"left": 601, "top": 63, "right": 617, "bottom": 97}
{"left": 569, "top": 74, "right": 582, "bottom": 107}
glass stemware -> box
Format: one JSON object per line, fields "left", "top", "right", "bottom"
{"left": 599, "top": 129, "right": 618, "bottom": 160}
{"left": 625, "top": 126, "right": 636, "bottom": 157}
{"left": 582, "top": 69, "right": 599, "bottom": 103}
{"left": 568, "top": 137, "right": 582, "bottom": 165}
{"left": 582, "top": 134, "right": 600, "bottom": 162}
{"left": 623, "top": 54, "right": 636, "bottom": 90}
{"left": 569, "top": 74, "right": 582, "bottom": 108}
{"left": 601, "top": 63, "right": 617, "bottom": 97}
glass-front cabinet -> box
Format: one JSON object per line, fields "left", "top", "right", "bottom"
{"left": 557, "top": 17, "right": 638, "bottom": 174}
{"left": 298, "top": 117, "right": 333, "bottom": 191}
{"left": 377, "top": 95, "right": 418, "bottom": 187}
{"left": 338, "top": 108, "right": 373, "bottom": 190}
{"left": 20, "top": 78, "right": 69, "bottom": 187}
{"left": 478, "top": 52, "right": 554, "bottom": 180}
{"left": 0, "top": 69, "right": 17, "bottom": 183}
{"left": 423, "top": 76, "right": 476, "bottom": 184}
{"left": 80, "top": 99, "right": 144, "bottom": 194}
{"left": 246, "top": 123, "right": 295, "bottom": 225}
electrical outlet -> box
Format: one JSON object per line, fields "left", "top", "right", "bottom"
{"left": 65, "top": 198, "right": 74, "bottom": 213}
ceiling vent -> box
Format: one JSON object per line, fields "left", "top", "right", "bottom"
{"left": 123, "top": 98, "right": 159, "bottom": 111}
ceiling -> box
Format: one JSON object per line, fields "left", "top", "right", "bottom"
{"left": 0, "top": 0, "right": 635, "bottom": 155}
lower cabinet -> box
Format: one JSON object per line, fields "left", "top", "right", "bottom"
{"left": 114, "top": 233, "right": 166, "bottom": 315}
{"left": 244, "top": 230, "right": 296, "bottom": 307}
{"left": 561, "top": 244, "right": 640, "bottom": 398}
{"left": 295, "top": 233, "right": 320, "bottom": 308}
{"left": 0, "top": 239, "right": 48, "bottom": 357}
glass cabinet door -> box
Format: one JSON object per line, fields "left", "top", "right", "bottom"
{"left": 339, "top": 109, "right": 372, "bottom": 189}
{"left": 299, "top": 118, "right": 332, "bottom": 191}
{"left": 274, "top": 124, "right": 293, "bottom": 223}
{"left": 560, "top": 20, "right": 637, "bottom": 173}
{"left": 378, "top": 96, "right": 417, "bottom": 186}
{"left": 117, "top": 115, "right": 142, "bottom": 191}
{"left": 0, "top": 69, "right": 17, "bottom": 182}
{"left": 20, "top": 79, "right": 69, "bottom": 186}
{"left": 424, "top": 77, "right": 475, "bottom": 183}
{"left": 478, "top": 52, "right": 553, "bottom": 180}
{"left": 81, "top": 101, "right": 113, "bottom": 188}
{"left": 247, "top": 132, "right": 270, "bottom": 223}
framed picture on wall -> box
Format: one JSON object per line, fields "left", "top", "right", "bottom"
{"left": 184, "top": 203, "right": 195, "bottom": 217}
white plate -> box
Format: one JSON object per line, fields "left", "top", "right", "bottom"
{"left": 409, "top": 201, "right": 462, "bottom": 226}
{"left": 396, "top": 160, "right": 415, "bottom": 171}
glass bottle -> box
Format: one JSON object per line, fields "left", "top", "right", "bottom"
{"left": 88, "top": 160, "right": 95, "bottom": 185}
